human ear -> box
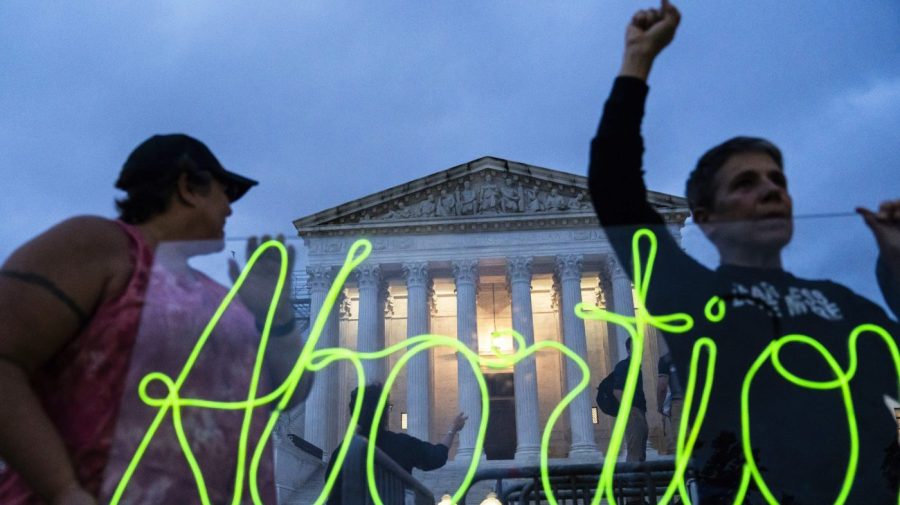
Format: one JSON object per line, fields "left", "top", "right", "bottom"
{"left": 692, "top": 207, "right": 709, "bottom": 224}
{"left": 175, "top": 172, "right": 200, "bottom": 207}
{"left": 692, "top": 207, "right": 716, "bottom": 238}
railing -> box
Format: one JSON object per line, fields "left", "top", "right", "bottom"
{"left": 340, "top": 434, "right": 436, "bottom": 505}
{"left": 274, "top": 433, "right": 326, "bottom": 504}
{"left": 459, "top": 460, "right": 697, "bottom": 504}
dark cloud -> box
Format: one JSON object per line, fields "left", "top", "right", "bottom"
{"left": 1, "top": 0, "right": 898, "bottom": 286}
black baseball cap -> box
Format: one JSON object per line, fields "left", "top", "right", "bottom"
{"left": 116, "top": 134, "right": 258, "bottom": 202}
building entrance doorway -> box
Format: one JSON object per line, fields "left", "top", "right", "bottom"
{"left": 483, "top": 372, "right": 517, "bottom": 460}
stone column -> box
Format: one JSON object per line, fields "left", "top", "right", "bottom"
{"left": 452, "top": 259, "right": 480, "bottom": 459}
{"left": 325, "top": 291, "right": 343, "bottom": 452}
{"left": 403, "top": 261, "right": 431, "bottom": 441}
{"left": 336, "top": 288, "right": 352, "bottom": 443}
{"left": 303, "top": 265, "right": 339, "bottom": 455}
{"left": 602, "top": 255, "right": 636, "bottom": 362}
{"left": 356, "top": 264, "right": 385, "bottom": 384}
{"left": 555, "top": 254, "right": 600, "bottom": 457}
{"left": 506, "top": 256, "right": 541, "bottom": 460}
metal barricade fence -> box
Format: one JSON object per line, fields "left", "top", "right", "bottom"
{"left": 340, "top": 435, "right": 435, "bottom": 505}
{"left": 458, "top": 460, "right": 697, "bottom": 504}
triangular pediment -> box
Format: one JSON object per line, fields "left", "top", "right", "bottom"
{"left": 293, "top": 156, "right": 688, "bottom": 235}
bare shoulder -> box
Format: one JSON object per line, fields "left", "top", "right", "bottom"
{"left": 4, "top": 216, "right": 129, "bottom": 268}
{"left": 17, "top": 216, "right": 136, "bottom": 301}
{"left": 0, "top": 216, "right": 134, "bottom": 370}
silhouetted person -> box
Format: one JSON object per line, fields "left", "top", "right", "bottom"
{"left": 613, "top": 338, "right": 648, "bottom": 462}
{"left": 325, "top": 382, "right": 466, "bottom": 505}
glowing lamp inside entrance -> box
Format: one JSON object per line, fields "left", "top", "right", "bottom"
{"left": 477, "top": 332, "right": 514, "bottom": 354}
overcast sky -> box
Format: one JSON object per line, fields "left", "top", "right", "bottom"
{"left": 2, "top": 0, "right": 898, "bottom": 306}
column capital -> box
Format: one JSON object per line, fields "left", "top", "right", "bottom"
{"left": 554, "top": 254, "right": 583, "bottom": 282}
{"left": 402, "top": 261, "right": 431, "bottom": 288}
{"left": 306, "top": 265, "right": 335, "bottom": 292}
{"left": 355, "top": 263, "right": 383, "bottom": 289}
{"left": 452, "top": 259, "right": 480, "bottom": 286}
{"left": 506, "top": 256, "right": 533, "bottom": 284}
{"left": 600, "top": 254, "right": 628, "bottom": 281}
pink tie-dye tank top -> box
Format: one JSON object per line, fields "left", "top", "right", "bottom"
{"left": 0, "top": 220, "right": 276, "bottom": 504}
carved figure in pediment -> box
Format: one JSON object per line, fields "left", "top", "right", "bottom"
{"left": 457, "top": 179, "right": 477, "bottom": 215}
{"left": 545, "top": 187, "right": 566, "bottom": 211}
{"left": 568, "top": 192, "right": 590, "bottom": 210}
{"left": 479, "top": 173, "right": 500, "bottom": 213}
{"left": 524, "top": 186, "right": 543, "bottom": 213}
{"left": 436, "top": 188, "right": 456, "bottom": 217}
{"left": 500, "top": 176, "right": 523, "bottom": 213}
{"left": 385, "top": 200, "right": 412, "bottom": 219}
{"left": 414, "top": 194, "right": 437, "bottom": 218}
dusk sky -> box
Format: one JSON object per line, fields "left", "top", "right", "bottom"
{"left": 2, "top": 0, "right": 898, "bottom": 308}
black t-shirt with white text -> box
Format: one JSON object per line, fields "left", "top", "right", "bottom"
{"left": 588, "top": 77, "right": 900, "bottom": 504}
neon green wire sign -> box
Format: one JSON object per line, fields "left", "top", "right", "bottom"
{"left": 109, "top": 229, "right": 899, "bottom": 505}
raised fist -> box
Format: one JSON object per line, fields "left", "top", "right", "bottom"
{"left": 624, "top": 0, "right": 681, "bottom": 59}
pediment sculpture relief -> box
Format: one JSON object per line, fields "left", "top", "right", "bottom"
{"left": 360, "top": 172, "right": 592, "bottom": 222}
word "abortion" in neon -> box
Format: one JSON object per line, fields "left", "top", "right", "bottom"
{"left": 110, "top": 230, "right": 899, "bottom": 505}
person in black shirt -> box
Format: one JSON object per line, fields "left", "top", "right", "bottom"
{"left": 588, "top": 1, "right": 900, "bottom": 502}
{"left": 325, "top": 383, "right": 467, "bottom": 504}
{"left": 613, "top": 338, "right": 648, "bottom": 462}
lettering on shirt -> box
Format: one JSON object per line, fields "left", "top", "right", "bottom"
{"left": 731, "top": 282, "right": 844, "bottom": 321}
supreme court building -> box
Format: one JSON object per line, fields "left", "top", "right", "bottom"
{"left": 282, "top": 156, "right": 689, "bottom": 471}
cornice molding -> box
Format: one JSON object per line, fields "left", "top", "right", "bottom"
{"left": 293, "top": 157, "right": 689, "bottom": 237}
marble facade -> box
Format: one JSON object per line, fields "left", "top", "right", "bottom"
{"left": 286, "top": 156, "right": 689, "bottom": 463}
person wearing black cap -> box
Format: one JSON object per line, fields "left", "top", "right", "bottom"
{"left": 115, "top": 133, "right": 259, "bottom": 222}
{"left": 0, "top": 134, "right": 311, "bottom": 504}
